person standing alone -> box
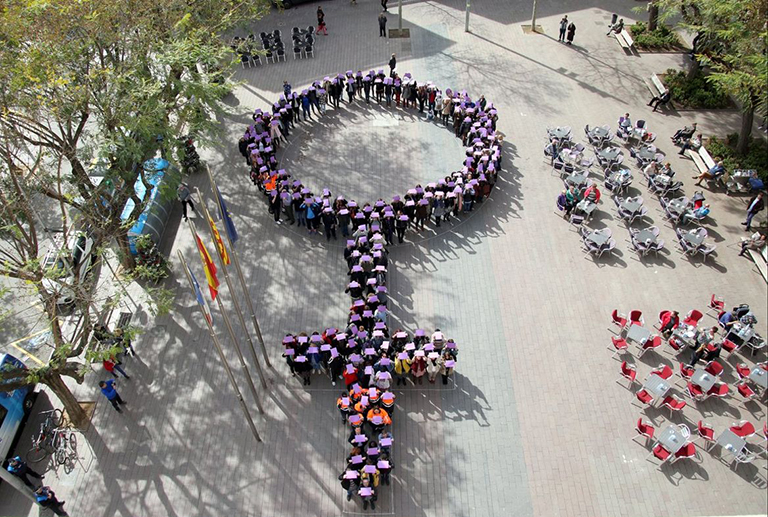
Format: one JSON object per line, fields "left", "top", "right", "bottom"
{"left": 378, "top": 12, "right": 387, "bottom": 37}
{"left": 742, "top": 192, "right": 765, "bottom": 231}
{"left": 99, "top": 379, "right": 127, "bottom": 413}
{"left": 558, "top": 15, "right": 568, "bottom": 42}
{"left": 177, "top": 182, "right": 195, "bottom": 221}
{"left": 317, "top": 6, "right": 328, "bottom": 35}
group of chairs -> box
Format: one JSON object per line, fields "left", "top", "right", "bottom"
{"left": 629, "top": 143, "right": 666, "bottom": 169}
{"left": 579, "top": 227, "right": 617, "bottom": 258}
{"left": 233, "top": 27, "right": 318, "bottom": 67}
{"left": 627, "top": 226, "right": 665, "bottom": 258}
{"left": 673, "top": 227, "right": 717, "bottom": 262}
{"left": 613, "top": 195, "right": 648, "bottom": 225}
{"left": 617, "top": 118, "right": 656, "bottom": 144}
{"left": 611, "top": 300, "right": 768, "bottom": 471}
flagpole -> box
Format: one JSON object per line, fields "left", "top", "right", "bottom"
{"left": 196, "top": 188, "right": 269, "bottom": 390}
{"left": 206, "top": 165, "right": 273, "bottom": 368}
{"left": 177, "top": 250, "right": 263, "bottom": 442}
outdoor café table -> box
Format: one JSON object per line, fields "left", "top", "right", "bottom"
{"left": 619, "top": 198, "right": 643, "bottom": 215}
{"left": 656, "top": 424, "right": 688, "bottom": 454}
{"left": 548, "top": 127, "right": 571, "bottom": 140}
{"left": 690, "top": 368, "right": 717, "bottom": 392}
{"left": 634, "top": 229, "right": 657, "bottom": 245}
{"left": 565, "top": 172, "right": 588, "bottom": 189}
{"left": 635, "top": 146, "right": 656, "bottom": 162}
{"left": 629, "top": 127, "right": 648, "bottom": 140}
{"left": 715, "top": 429, "right": 746, "bottom": 460}
{"left": 726, "top": 323, "right": 754, "bottom": 347}
{"left": 666, "top": 198, "right": 688, "bottom": 215}
{"left": 590, "top": 126, "right": 610, "bottom": 140}
{"left": 558, "top": 149, "right": 581, "bottom": 165}
{"left": 585, "top": 230, "right": 610, "bottom": 248}
{"left": 749, "top": 366, "right": 768, "bottom": 390}
{"left": 681, "top": 230, "right": 705, "bottom": 248}
{"left": 643, "top": 375, "right": 671, "bottom": 407}
{"left": 596, "top": 146, "right": 621, "bottom": 162}
{"left": 576, "top": 200, "right": 597, "bottom": 217}
{"left": 672, "top": 326, "right": 697, "bottom": 348}
{"left": 626, "top": 324, "right": 652, "bottom": 345}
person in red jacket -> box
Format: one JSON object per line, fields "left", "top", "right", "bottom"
{"left": 103, "top": 357, "right": 130, "bottom": 379}
{"left": 343, "top": 364, "right": 358, "bottom": 387}
{"left": 660, "top": 310, "right": 680, "bottom": 338}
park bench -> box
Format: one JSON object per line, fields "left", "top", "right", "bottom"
{"left": 741, "top": 237, "right": 768, "bottom": 282}
{"left": 614, "top": 29, "right": 635, "bottom": 51}
{"left": 685, "top": 145, "right": 716, "bottom": 174}
{"left": 643, "top": 73, "right": 674, "bottom": 112}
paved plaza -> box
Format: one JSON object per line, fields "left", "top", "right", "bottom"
{"left": 1, "top": 0, "right": 767, "bottom": 516}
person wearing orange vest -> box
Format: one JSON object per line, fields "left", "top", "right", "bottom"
{"left": 348, "top": 412, "right": 364, "bottom": 429}
{"left": 337, "top": 392, "right": 351, "bottom": 423}
{"left": 380, "top": 391, "right": 395, "bottom": 417}
{"left": 366, "top": 407, "right": 391, "bottom": 432}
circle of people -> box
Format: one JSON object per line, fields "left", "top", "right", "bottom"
{"left": 236, "top": 68, "right": 504, "bottom": 244}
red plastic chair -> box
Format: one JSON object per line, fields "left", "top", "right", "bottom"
{"left": 704, "top": 360, "right": 724, "bottom": 377}
{"left": 671, "top": 442, "right": 697, "bottom": 464}
{"left": 629, "top": 310, "right": 644, "bottom": 327}
{"left": 648, "top": 364, "right": 673, "bottom": 380}
{"left": 634, "top": 388, "right": 654, "bottom": 409}
{"left": 638, "top": 335, "right": 662, "bottom": 358}
{"left": 608, "top": 336, "right": 629, "bottom": 359}
{"left": 617, "top": 361, "right": 637, "bottom": 388}
{"left": 610, "top": 309, "right": 628, "bottom": 332}
{"left": 647, "top": 443, "right": 671, "bottom": 465}
{"left": 695, "top": 420, "right": 716, "bottom": 451}
{"left": 661, "top": 394, "right": 687, "bottom": 418}
{"left": 675, "top": 363, "right": 695, "bottom": 387}
{"left": 682, "top": 309, "right": 703, "bottom": 327}
{"left": 706, "top": 382, "right": 729, "bottom": 399}
{"left": 686, "top": 381, "right": 706, "bottom": 401}
{"left": 665, "top": 335, "right": 683, "bottom": 354}
{"left": 736, "top": 382, "right": 759, "bottom": 405}
{"left": 730, "top": 420, "right": 756, "bottom": 438}
{"left": 721, "top": 339, "right": 740, "bottom": 358}
{"left": 707, "top": 294, "right": 725, "bottom": 316}
{"left": 633, "top": 418, "right": 656, "bottom": 446}
{"left": 655, "top": 310, "right": 670, "bottom": 330}
{"left": 735, "top": 363, "right": 752, "bottom": 381}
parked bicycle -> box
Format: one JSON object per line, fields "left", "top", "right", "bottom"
{"left": 52, "top": 427, "right": 78, "bottom": 473}
{"left": 26, "top": 409, "right": 63, "bottom": 464}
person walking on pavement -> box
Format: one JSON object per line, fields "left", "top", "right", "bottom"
{"left": 566, "top": 21, "right": 576, "bottom": 45}
{"left": 35, "top": 486, "right": 68, "bottom": 516}
{"left": 558, "top": 15, "right": 568, "bottom": 42}
{"left": 378, "top": 12, "right": 387, "bottom": 37}
{"left": 388, "top": 53, "right": 396, "bottom": 76}
{"left": 742, "top": 192, "right": 765, "bottom": 231}
{"left": 316, "top": 6, "right": 328, "bottom": 35}
{"left": 103, "top": 356, "right": 130, "bottom": 379}
{"left": 6, "top": 456, "right": 43, "bottom": 489}
{"left": 99, "top": 379, "right": 127, "bottom": 413}
{"left": 177, "top": 182, "right": 195, "bottom": 221}
{"left": 381, "top": 0, "right": 388, "bottom": 11}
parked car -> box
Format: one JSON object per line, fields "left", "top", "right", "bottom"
{"left": 0, "top": 354, "right": 37, "bottom": 461}
{"left": 40, "top": 231, "right": 97, "bottom": 310}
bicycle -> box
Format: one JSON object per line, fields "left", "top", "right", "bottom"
{"left": 52, "top": 427, "right": 78, "bottom": 469}
{"left": 26, "top": 409, "right": 63, "bottom": 464}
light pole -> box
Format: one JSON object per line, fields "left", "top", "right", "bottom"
{"left": 398, "top": 0, "right": 402, "bottom": 31}
{"left": 531, "top": 0, "right": 538, "bottom": 33}
{"left": 465, "top": 0, "right": 470, "bottom": 32}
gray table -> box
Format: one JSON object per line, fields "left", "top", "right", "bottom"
{"left": 597, "top": 147, "right": 621, "bottom": 162}
{"left": 667, "top": 198, "right": 688, "bottom": 215}
{"left": 682, "top": 231, "right": 706, "bottom": 248}
{"left": 643, "top": 375, "right": 671, "bottom": 402}
{"left": 576, "top": 200, "right": 597, "bottom": 216}
{"left": 749, "top": 367, "right": 768, "bottom": 389}
{"left": 549, "top": 127, "right": 571, "bottom": 140}
{"left": 620, "top": 199, "right": 643, "bottom": 214}
{"left": 565, "top": 173, "right": 588, "bottom": 188}
{"left": 636, "top": 147, "right": 656, "bottom": 161}
{"left": 716, "top": 429, "right": 746, "bottom": 459}
{"left": 690, "top": 369, "right": 717, "bottom": 392}
{"left": 672, "top": 327, "right": 697, "bottom": 348}
{"left": 634, "top": 229, "right": 657, "bottom": 245}
{"left": 590, "top": 127, "right": 610, "bottom": 140}
{"left": 626, "top": 324, "right": 652, "bottom": 345}
{"left": 656, "top": 424, "right": 688, "bottom": 454}
{"left": 585, "top": 231, "right": 610, "bottom": 247}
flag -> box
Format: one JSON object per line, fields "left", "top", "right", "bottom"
{"left": 191, "top": 222, "right": 220, "bottom": 300}
{"left": 186, "top": 261, "right": 213, "bottom": 326}
{"left": 209, "top": 215, "right": 230, "bottom": 265}
{"left": 216, "top": 187, "right": 239, "bottom": 245}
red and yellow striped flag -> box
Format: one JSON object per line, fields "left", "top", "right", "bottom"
{"left": 209, "top": 215, "right": 230, "bottom": 265}
{"left": 191, "top": 222, "right": 219, "bottom": 300}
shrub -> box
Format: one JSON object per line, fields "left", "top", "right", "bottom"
{"left": 707, "top": 136, "right": 768, "bottom": 182}
{"left": 662, "top": 68, "right": 730, "bottom": 109}
{"left": 630, "top": 22, "right": 681, "bottom": 49}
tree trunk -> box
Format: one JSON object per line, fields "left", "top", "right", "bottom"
{"left": 737, "top": 106, "right": 754, "bottom": 155}
{"left": 648, "top": 2, "right": 659, "bottom": 32}
{"left": 45, "top": 372, "right": 89, "bottom": 430}
{"left": 687, "top": 57, "right": 700, "bottom": 79}
{"left": 116, "top": 225, "right": 136, "bottom": 270}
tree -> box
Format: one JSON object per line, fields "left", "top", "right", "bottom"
{"left": 0, "top": 0, "right": 271, "bottom": 426}
{"left": 655, "top": 0, "right": 768, "bottom": 153}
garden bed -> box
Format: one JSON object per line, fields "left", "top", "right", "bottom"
{"left": 707, "top": 135, "right": 768, "bottom": 183}
{"left": 659, "top": 69, "right": 735, "bottom": 110}
{"left": 628, "top": 22, "right": 687, "bottom": 52}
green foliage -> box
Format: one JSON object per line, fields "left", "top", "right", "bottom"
{"left": 630, "top": 22, "right": 682, "bottom": 49}
{"left": 707, "top": 136, "right": 768, "bottom": 181}
{"left": 146, "top": 286, "right": 176, "bottom": 317}
{"left": 662, "top": 68, "right": 731, "bottom": 109}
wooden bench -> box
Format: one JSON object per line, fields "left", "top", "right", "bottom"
{"left": 741, "top": 239, "right": 768, "bottom": 282}
{"left": 685, "top": 145, "right": 715, "bottom": 174}
{"left": 614, "top": 29, "right": 635, "bottom": 51}
{"left": 644, "top": 73, "right": 665, "bottom": 99}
